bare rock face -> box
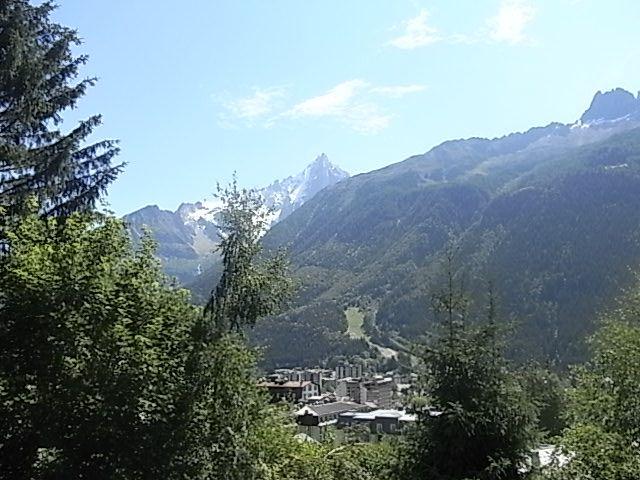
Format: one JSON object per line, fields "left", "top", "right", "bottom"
{"left": 580, "top": 88, "right": 640, "bottom": 123}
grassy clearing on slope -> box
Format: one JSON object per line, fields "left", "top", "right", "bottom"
{"left": 345, "top": 307, "right": 366, "bottom": 340}
{"left": 345, "top": 307, "right": 399, "bottom": 359}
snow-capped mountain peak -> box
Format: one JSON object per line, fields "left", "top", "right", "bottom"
{"left": 262, "top": 153, "right": 349, "bottom": 221}
{"left": 123, "top": 154, "right": 349, "bottom": 283}
{"left": 181, "top": 154, "right": 348, "bottom": 226}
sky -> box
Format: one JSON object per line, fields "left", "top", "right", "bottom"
{"left": 52, "top": 0, "right": 640, "bottom": 215}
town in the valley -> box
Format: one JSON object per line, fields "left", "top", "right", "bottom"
{"left": 259, "top": 362, "right": 418, "bottom": 444}
{"left": 259, "top": 362, "right": 564, "bottom": 470}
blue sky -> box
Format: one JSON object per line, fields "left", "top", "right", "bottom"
{"left": 53, "top": 0, "right": 640, "bottom": 215}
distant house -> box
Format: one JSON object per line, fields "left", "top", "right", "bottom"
{"left": 335, "top": 378, "right": 367, "bottom": 404}
{"left": 337, "top": 409, "right": 416, "bottom": 442}
{"left": 304, "top": 392, "right": 336, "bottom": 404}
{"left": 335, "top": 376, "right": 396, "bottom": 408}
{"left": 259, "top": 379, "right": 319, "bottom": 402}
{"left": 363, "top": 377, "right": 395, "bottom": 409}
{"left": 335, "top": 363, "right": 363, "bottom": 379}
{"left": 296, "top": 401, "right": 368, "bottom": 441}
{"left": 274, "top": 367, "right": 333, "bottom": 391}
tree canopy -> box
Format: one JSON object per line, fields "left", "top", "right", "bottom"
{"left": 401, "top": 252, "right": 538, "bottom": 480}
{"left": 550, "top": 279, "right": 640, "bottom": 480}
{"left": 0, "top": 0, "right": 121, "bottom": 218}
{"left": 0, "top": 205, "right": 198, "bottom": 478}
{"left": 204, "top": 177, "right": 292, "bottom": 335}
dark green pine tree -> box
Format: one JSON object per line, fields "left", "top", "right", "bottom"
{"left": 0, "top": 0, "right": 121, "bottom": 217}
{"left": 401, "top": 249, "right": 538, "bottom": 480}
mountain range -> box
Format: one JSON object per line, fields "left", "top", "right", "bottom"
{"left": 124, "top": 154, "right": 349, "bottom": 283}
{"left": 221, "top": 87, "right": 640, "bottom": 369}
{"left": 130, "top": 87, "right": 640, "bottom": 371}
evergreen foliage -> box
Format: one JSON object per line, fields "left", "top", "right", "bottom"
{"left": 175, "top": 333, "right": 268, "bottom": 480}
{"left": 401, "top": 251, "right": 538, "bottom": 480}
{"left": 251, "top": 299, "right": 370, "bottom": 370}
{"left": 519, "top": 366, "right": 566, "bottom": 439}
{"left": 550, "top": 279, "right": 640, "bottom": 479}
{"left": 0, "top": 185, "right": 393, "bottom": 479}
{"left": 0, "top": 0, "right": 121, "bottom": 218}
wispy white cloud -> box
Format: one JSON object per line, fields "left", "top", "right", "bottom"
{"left": 218, "top": 87, "right": 285, "bottom": 126}
{"left": 388, "top": 9, "right": 440, "bottom": 49}
{"left": 387, "top": 2, "right": 537, "bottom": 49}
{"left": 283, "top": 80, "right": 391, "bottom": 134}
{"left": 487, "top": 0, "right": 536, "bottom": 45}
{"left": 219, "top": 80, "right": 425, "bottom": 134}
{"left": 447, "top": 32, "right": 483, "bottom": 45}
{"left": 285, "top": 79, "right": 368, "bottom": 117}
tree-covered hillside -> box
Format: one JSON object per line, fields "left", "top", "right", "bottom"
{"left": 193, "top": 91, "right": 640, "bottom": 369}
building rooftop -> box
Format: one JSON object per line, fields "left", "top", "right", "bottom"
{"left": 340, "top": 409, "right": 417, "bottom": 422}
{"left": 364, "top": 377, "right": 394, "bottom": 387}
{"left": 259, "top": 380, "right": 313, "bottom": 389}
{"left": 296, "top": 401, "right": 365, "bottom": 417}
{"left": 353, "top": 409, "right": 402, "bottom": 420}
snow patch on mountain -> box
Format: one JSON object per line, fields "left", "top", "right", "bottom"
{"left": 178, "top": 153, "right": 348, "bottom": 228}
{"left": 123, "top": 154, "right": 349, "bottom": 283}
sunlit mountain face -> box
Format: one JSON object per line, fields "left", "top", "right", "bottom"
{"left": 123, "top": 154, "right": 348, "bottom": 283}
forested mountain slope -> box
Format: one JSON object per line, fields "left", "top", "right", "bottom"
{"left": 193, "top": 88, "right": 640, "bottom": 368}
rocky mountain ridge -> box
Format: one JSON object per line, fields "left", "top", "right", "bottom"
{"left": 228, "top": 88, "right": 640, "bottom": 368}
{"left": 124, "top": 154, "right": 348, "bottom": 282}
